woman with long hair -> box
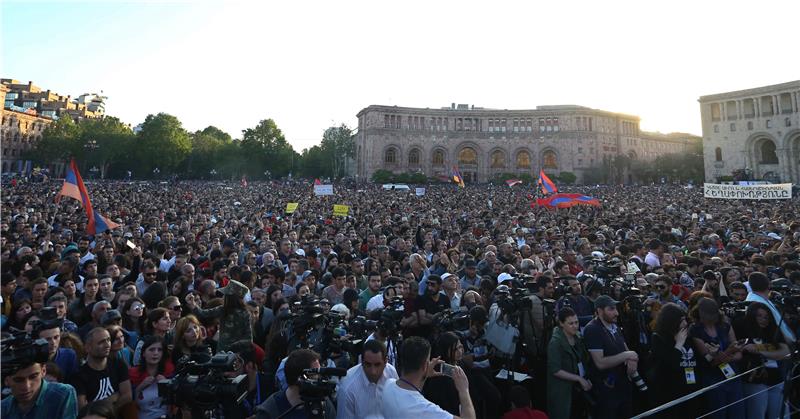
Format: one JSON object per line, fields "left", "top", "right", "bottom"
{"left": 185, "top": 279, "right": 252, "bottom": 352}
{"left": 121, "top": 297, "right": 146, "bottom": 348}
{"left": 171, "top": 314, "right": 210, "bottom": 365}
{"left": 735, "top": 302, "right": 790, "bottom": 419}
{"left": 128, "top": 335, "right": 174, "bottom": 419}
{"left": 647, "top": 303, "right": 700, "bottom": 418}
{"left": 106, "top": 324, "right": 133, "bottom": 367}
{"left": 133, "top": 308, "right": 171, "bottom": 365}
{"left": 690, "top": 297, "right": 745, "bottom": 419}
{"left": 547, "top": 307, "right": 592, "bottom": 419}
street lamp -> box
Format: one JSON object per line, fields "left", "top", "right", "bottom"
{"left": 153, "top": 167, "right": 160, "bottom": 179}
{"left": 210, "top": 169, "right": 217, "bottom": 179}
{"left": 90, "top": 166, "right": 99, "bottom": 179}
{"left": 264, "top": 170, "right": 271, "bottom": 179}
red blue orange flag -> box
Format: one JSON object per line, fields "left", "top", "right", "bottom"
{"left": 314, "top": 178, "right": 322, "bottom": 186}
{"left": 538, "top": 170, "right": 557, "bottom": 195}
{"left": 451, "top": 166, "right": 465, "bottom": 188}
{"left": 534, "top": 193, "right": 600, "bottom": 209}
{"left": 55, "top": 158, "right": 119, "bottom": 235}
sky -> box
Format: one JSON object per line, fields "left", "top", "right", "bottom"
{"left": 3, "top": 0, "right": 799, "bottom": 151}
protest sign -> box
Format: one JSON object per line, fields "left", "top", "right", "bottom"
{"left": 314, "top": 184, "right": 333, "bottom": 196}
{"left": 415, "top": 187, "right": 426, "bottom": 196}
{"left": 333, "top": 204, "right": 349, "bottom": 217}
{"left": 703, "top": 183, "right": 792, "bottom": 200}
{"left": 285, "top": 202, "right": 299, "bottom": 214}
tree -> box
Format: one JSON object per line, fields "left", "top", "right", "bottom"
{"left": 320, "top": 124, "right": 355, "bottom": 179}
{"left": 134, "top": 113, "right": 191, "bottom": 175}
{"left": 557, "top": 171, "right": 577, "bottom": 184}
{"left": 26, "top": 116, "right": 80, "bottom": 165}
{"left": 241, "top": 119, "right": 296, "bottom": 177}
{"left": 76, "top": 117, "right": 134, "bottom": 178}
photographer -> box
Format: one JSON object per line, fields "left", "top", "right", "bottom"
{"left": 336, "top": 340, "right": 398, "bottom": 419}
{"left": 382, "top": 336, "right": 475, "bottom": 419}
{"left": 1, "top": 338, "right": 78, "bottom": 418}
{"left": 185, "top": 279, "right": 253, "bottom": 352}
{"left": 255, "top": 348, "right": 335, "bottom": 419}
{"left": 745, "top": 272, "right": 796, "bottom": 343}
{"left": 555, "top": 276, "right": 593, "bottom": 327}
{"left": 547, "top": 307, "right": 592, "bottom": 419}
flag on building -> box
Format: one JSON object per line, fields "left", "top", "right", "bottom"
{"left": 537, "top": 170, "right": 557, "bottom": 195}
{"left": 534, "top": 193, "right": 600, "bottom": 209}
{"left": 451, "top": 166, "right": 465, "bottom": 188}
{"left": 55, "top": 158, "right": 119, "bottom": 235}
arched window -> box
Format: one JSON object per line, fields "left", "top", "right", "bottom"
{"left": 384, "top": 148, "right": 397, "bottom": 164}
{"left": 490, "top": 150, "right": 505, "bottom": 168}
{"left": 432, "top": 149, "right": 444, "bottom": 166}
{"left": 458, "top": 147, "right": 477, "bottom": 165}
{"left": 715, "top": 147, "right": 722, "bottom": 162}
{"left": 760, "top": 140, "right": 778, "bottom": 164}
{"left": 516, "top": 150, "right": 531, "bottom": 169}
{"left": 542, "top": 150, "right": 557, "bottom": 169}
{"left": 408, "top": 149, "right": 420, "bottom": 165}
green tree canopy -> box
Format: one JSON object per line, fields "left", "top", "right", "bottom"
{"left": 134, "top": 113, "right": 192, "bottom": 175}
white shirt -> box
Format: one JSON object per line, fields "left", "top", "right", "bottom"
{"left": 336, "top": 362, "right": 398, "bottom": 419}
{"left": 79, "top": 251, "right": 96, "bottom": 265}
{"left": 366, "top": 293, "right": 385, "bottom": 312}
{"left": 381, "top": 378, "right": 453, "bottom": 419}
{"left": 47, "top": 273, "right": 85, "bottom": 291}
{"left": 644, "top": 251, "right": 661, "bottom": 269}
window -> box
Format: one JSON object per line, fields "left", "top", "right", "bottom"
{"left": 500, "top": 119, "right": 506, "bottom": 132}
{"left": 542, "top": 150, "right": 557, "bottom": 169}
{"left": 408, "top": 149, "right": 420, "bottom": 165}
{"left": 490, "top": 150, "right": 505, "bottom": 168}
{"left": 747, "top": 121, "right": 753, "bottom": 130}
{"left": 513, "top": 119, "right": 519, "bottom": 132}
{"left": 730, "top": 123, "right": 736, "bottom": 132}
{"left": 715, "top": 147, "right": 722, "bottom": 162}
{"left": 432, "top": 149, "right": 445, "bottom": 166}
{"left": 458, "top": 147, "right": 477, "bottom": 165}
{"left": 714, "top": 124, "right": 719, "bottom": 133}
{"left": 786, "top": 117, "right": 792, "bottom": 127}
{"left": 553, "top": 117, "right": 559, "bottom": 132}
{"left": 760, "top": 140, "right": 778, "bottom": 164}
{"left": 385, "top": 148, "right": 397, "bottom": 164}
{"left": 516, "top": 150, "right": 531, "bottom": 169}
{"left": 488, "top": 119, "right": 494, "bottom": 132}
{"left": 539, "top": 118, "right": 545, "bottom": 132}
{"left": 766, "top": 120, "right": 772, "bottom": 128}
{"left": 711, "top": 103, "right": 721, "bottom": 121}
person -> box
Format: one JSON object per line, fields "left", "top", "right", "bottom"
{"left": 127, "top": 335, "right": 174, "bottom": 419}
{"left": 554, "top": 276, "right": 593, "bottom": 326}
{"left": 35, "top": 320, "right": 79, "bottom": 377}
{"left": 502, "top": 385, "right": 548, "bottom": 419}
{"left": 70, "top": 327, "right": 133, "bottom": 412}
{"left": 255, "top": 348, "right": 335, "bottom": 419}
{"left": 171, "top": 314, "right": 210, "bottom": 364}
{"left": 358, "top": 271, "right": 382, "bottom": 311}
{"left": 336, "top": 339, "right": 399, "bottom": 419}
{"left": 745, "top": 271, "right": 796, "bottom": 343}
{"left": 78, "top": 398, "right": 117, "bottom": 419}
{"left": 185, "top": 279, "right": 252, "bottom": 352}
{"left": 547, "top": 307, "right": 592, "bottom": 419}
{"left": 647, "top": 302, "right": 700, "bottom": 418}
{"left": 132, "top": 307, "right": 171, "bottom": 365}
{"left": 416, "top": 274, "right": 451, "bottom": 339}
{"left": 321, "top": 267, "right": 347, "bottom": 305}
{"left": 583, "top": 295, "right": 639, "bottom": 419}
{"left": 105, "top": 324, "right": 133, "bottom": 367}
{"left": 1, "top": 350, "right": 78, "bottom": 419}
{"left": 689, "top": 297, "right": 745, "bottom": 419}
{"left": 735, "top": 302, "right": 789, "bottom": 419}
{"left": 381, "top": 335, "right": 476, "bottom": 419}
{"left": 422, "top": 332, "right": 466, "bottom": 416}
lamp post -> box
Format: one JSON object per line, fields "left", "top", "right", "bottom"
{"left": 89, "top": 166, "right": 99, "bottom": 179}
{"left": 264, "top": 170, "right": 270, "bottom": 180}
{"left": 83, "top": 139, "right": 99, "bottom": 177}
{"left": 153, "top": 167, "right": 160, "bottom": 179}
{"left": 210, "top": 169, "right": 217, "bottom": 179}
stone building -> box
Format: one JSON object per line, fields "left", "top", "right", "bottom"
{"left": 1, "top": 79, "right": 105, "bottom": 174}
{"left": 356, "top": 103, "right": 697, "bottom": 184}
{"left": 699, "top": 80, "right": 800, "bottom": 183}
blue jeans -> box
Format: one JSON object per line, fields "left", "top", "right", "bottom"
{"left": 743, "top": 382, "right": 788, "bottom": 419}
{"left": 705, "top": 378, "right": 745, "bottom": 419}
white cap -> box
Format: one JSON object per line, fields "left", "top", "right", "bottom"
{"left": 295, "top": 248, "right": 306, "bottom": 257}
{"left": 497, "top": 273, "right": 514, "bottom": 284}
{"left": 767, "top": 232, "right": 782, "bottom": 240}
{"left": 441, "top": 272, "right": 455, "bottom": 281}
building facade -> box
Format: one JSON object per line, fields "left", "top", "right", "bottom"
{"left": 356, "top": 103, "right": 697, "bottom": 183}
{"left": 1, "top": 79, "right": 106, "bottom": 174}
{"left": 699, "top": 80, "right": 800, "bottom": 183}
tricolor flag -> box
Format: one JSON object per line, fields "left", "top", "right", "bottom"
{"left": 451, "top": 166, "right": 465, "bottom": 188}
{"left": 537, "top": 170, "right": 557, "bottom": 195}
{"left": 505, "top": 179, "right": 522, "bottom": 188}
{"left": 313, "top": 178, "right": 322, "bottom": 186}
{"left": 55, "top": 159, "right": 119, "bottom": 235}
{"left": 241, "top": 175, "right": 248, "bottom": 188}
{"left": 534, "top": 193, "right": 600, "bottom": 209}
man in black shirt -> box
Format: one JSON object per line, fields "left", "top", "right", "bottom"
{"left": 415, "top": 274, "right": 450, "bottom": 340}
{"left": 71, "top": 327, "right": 132, "bottom": 413}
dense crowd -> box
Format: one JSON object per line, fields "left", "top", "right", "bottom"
{"left": 1, "top": 176, "right": 799, "bottom": 419}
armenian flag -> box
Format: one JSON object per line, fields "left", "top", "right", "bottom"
{"left": 451, "top": 166, "right": 465, "bottom": 188}
{"left": 55, "top": 158, "right": 119, "bottom": 235}
{"left": 535, "top": 193, "right": 600, "bottom": 209}
{"left": 505, "top": 179, "right": 522, "bottom": 187}
{"left": 313, "top": 178, "right": 322, "bottom": 186}
{"left": 537, "top": 170, "right": 557, "bottom": 195}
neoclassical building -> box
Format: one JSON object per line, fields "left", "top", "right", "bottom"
{"left": 699, "top": 80, "right": 800, "bottom": 183}
{"left": 355, "top": 103, "right": 697, "bottom": 183}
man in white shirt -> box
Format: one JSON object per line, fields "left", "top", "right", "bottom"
{"left": 381, "top": 336, "right": 475, "bottom": 419}
{"left": 644, "top": 239, "right": 663, "bottom": 271}
{"left": 337, "top": 340, "right": 398, "bottom": 419}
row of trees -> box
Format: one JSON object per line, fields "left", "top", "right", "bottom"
{"left": 25, "top": 113, "right": 356, "bottom": 180}
{"left": 582, "top": 142, "right": 704, "bottom": 185}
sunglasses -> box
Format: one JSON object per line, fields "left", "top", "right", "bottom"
{"left": 170, "top": 305, "right": 182, "bottom": 311}
{"left": 132, "top": 304, "right": 145, "bottom": 310}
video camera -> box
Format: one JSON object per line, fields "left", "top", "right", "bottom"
{"left": 1, "top": 332, "right": 49, "bottom": 376}
{"left": 158, "top": 352, "right": 248, "bottom": 415}
{"left": 282, "top": 367, "right": 347, "bottom": 419}
{"left": 433, "top": 309, "right": 471, "bottom": 332}
{"left": 769, "top": 279, "right": 800, "bottom": 329}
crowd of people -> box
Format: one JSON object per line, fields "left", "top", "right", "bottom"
{"left": 1, "top": 176, "right": 799, "bottom": 419}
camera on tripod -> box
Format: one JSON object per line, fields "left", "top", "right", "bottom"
{"left": 433, "top": 309, "right": 471, "bottom": 332}
{"left": 1, "top": 332, "right": 50, "bottom": 376}
{"left": 284, "top": 367, "right": 347, "bottom": 419}
{"left": 158, "top": 352, "right": 248, "bottom": 415}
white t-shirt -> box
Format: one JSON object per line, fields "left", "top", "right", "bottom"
{"left": 381, "top": 378, "right": 453, "bottom": 419}
{"left": 366, "top": 293, "right": 385, "bottom": 312}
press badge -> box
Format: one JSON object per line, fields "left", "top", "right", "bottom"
{"left": 719, "top": 362, "right": 735, "bottom": 378}
{"left": 577, "top": 362, "right": 585, "bottom": 377}
{"left": 684, "top": 367, "right": 696, "bottom": 384}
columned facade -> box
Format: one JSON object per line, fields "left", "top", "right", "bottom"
{"left": 356, "top": 104, "right": 695, "bottom": 184}
{"left": 699, "top": 80, "right": 800, "bottom": 183}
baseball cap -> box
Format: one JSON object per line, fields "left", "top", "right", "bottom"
{"left": 497, "top": 273, "right": 514, "bottom": 284}
{"left": 594, "top": 295, "right": 619, "bottom": 309}
{"left": 441, "top": 273, "right": 455, "bottom": 281}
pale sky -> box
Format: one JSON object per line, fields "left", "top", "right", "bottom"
{"left": 3, "top": 0, "right": 799, "bottom": 151}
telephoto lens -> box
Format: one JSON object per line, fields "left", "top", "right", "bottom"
{"left": 630, "top": 372, "right": 648, "bottom": 391}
